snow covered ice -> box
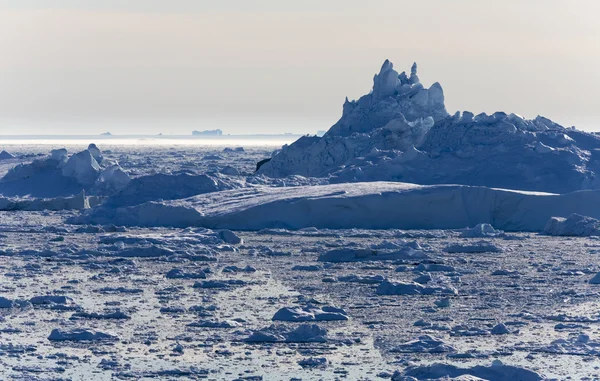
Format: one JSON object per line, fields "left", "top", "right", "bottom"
{"left": 259, "top": 61, "right": 600, "bottom": 194}
{"left": 2, "top": 60, "right": 600, "bottom": 380}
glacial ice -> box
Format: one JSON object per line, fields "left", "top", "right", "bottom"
{"left": 543, "top": 213, "right": 600, "bottom": 236}
{"left": 0, "top": 145, "right": 130, "bottom": 198}
{"left": 259, "top": 60, "right": 600, "bottom": 194}
{"left": 72, "top": 182, "right": 600, "bottom": 232}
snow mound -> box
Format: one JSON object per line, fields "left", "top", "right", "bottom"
{"left": 403, "top": 361, "right": 543, "bottom": 381}
{"left": 259, "top": 60, "right": 600, "bottom": 194}
{"left": 543, "top": 213, "right": 600, "bottom": 236}
{"left": 72, "top": 182, "right": 600, "bottom": 231}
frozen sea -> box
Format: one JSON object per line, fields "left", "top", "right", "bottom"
{"left": 0, "top": 138, "right": 599, "bottom": 380}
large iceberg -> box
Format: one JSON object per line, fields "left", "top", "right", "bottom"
{"left": 259, "top": 60, "right": 600, "bottom": 194}
{"left": 0, "top": 145, "right": 130, "bottom": 197}
{"left": 70, "top": 182, "right": 600, "bottom": 231}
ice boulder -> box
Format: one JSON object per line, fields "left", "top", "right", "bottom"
{"left": 218, "top": 229, "right": 243, "bottom": 244}
{"left": 95, "top": 164, "right": 131, "bottom": 192}
{"left": 50, "top": 148, "right": 68, "bottom": 162}
{"left": 544, "top": 214, "right": 600, "bottom": 236}
{"left": 61, "top": 150, "right": 101, "bottom": 186}
{"left": 87, "top": 143, "right": 103, "bottom": 163}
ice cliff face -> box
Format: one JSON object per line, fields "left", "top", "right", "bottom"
{"left": 259, "top": 60, "right": 600, "bottom": 194}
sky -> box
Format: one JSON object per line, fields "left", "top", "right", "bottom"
{"left": 0, "top": 0, "right": 598, "bottom": 135}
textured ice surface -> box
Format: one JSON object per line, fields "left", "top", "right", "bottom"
{"left": 73, "top": 182, "right": 600, "bottom": 231}
{"left": 259, "top": 60, "right": 600, "bottom": 194}
{"left": 0, "top": 209, "right": 599, "bottom": 379}
{"left": 544, "top": 213, "right": 600, "bottom": 236}
{"left": 1, "top": 140, "right": 599, "bottom": 380}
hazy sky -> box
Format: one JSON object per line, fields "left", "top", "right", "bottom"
{"left": 0, "top": 0, "right": 598, "bottom": 135}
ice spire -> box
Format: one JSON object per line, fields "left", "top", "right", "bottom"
{"left": 409, "top": 62, "right": 420, "bottom": 85}
{"left": 372, "top": 59, "right": 399, "bottom": 99}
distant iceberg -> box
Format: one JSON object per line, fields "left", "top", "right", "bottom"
{"left": 192, "top": 129, "right": 223, "bottom": 136}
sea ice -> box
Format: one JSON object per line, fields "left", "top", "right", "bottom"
{"left": 48, "top": 328, "right": 119, "bottom": 342}
{"left": 402, "top": 361, "right": 542, "bottom": 381}
{"left": 272, "top": 305, "right": 349, "bottom": 322}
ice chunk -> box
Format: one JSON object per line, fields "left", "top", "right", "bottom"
{"left": 218, "top": 229, "right": 243, "bottom": 244}
{"left": 61, "top": 150, "right": 101, "bottom": 186}
{"left": 87, "top": 143, "right": 103, "bottom": 163}
{"left": 460, "top": 223, "right": 505, "bottom": 238}
{"left": 402, "top": 361, "right": 543, "bottom": 381}
{"left": 95, "top": 164, "right": 131, "bottom": 192}
{"left": 48, "top": 328, "right": 118, "bottom": 341}
{"left": 50, "top": 148, "right": 68, "bottom": 161}
{"left": 272, "top": 305, "right": 349, "bottom": 322}
{"left": 376, "top": 280, "right": 458, "bottom": 296}
{"left": 391, "top": 335, "right": 455, "bottom": 353}
{"left": 544, "top": 214, "right": 600, "bottom": 236}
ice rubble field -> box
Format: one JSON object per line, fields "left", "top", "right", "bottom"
{"left": 0, "top": 145, "right": 599, "bottom": 381}
{"left": 4, "top": 60, "right": 600, "bottom": 380}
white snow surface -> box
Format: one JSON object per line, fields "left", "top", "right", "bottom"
{"left": 73, "top": 182, "right": 600, "bottom": 231}
{"left": 259, "top": 60, "right": 600, "bottom": 194}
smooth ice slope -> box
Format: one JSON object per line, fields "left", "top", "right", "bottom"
{"left": 259, "top": 60, "right": 600, "bottom": 194}
{"left": 72, "top": 182, "right": 600, "bottom": 231}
